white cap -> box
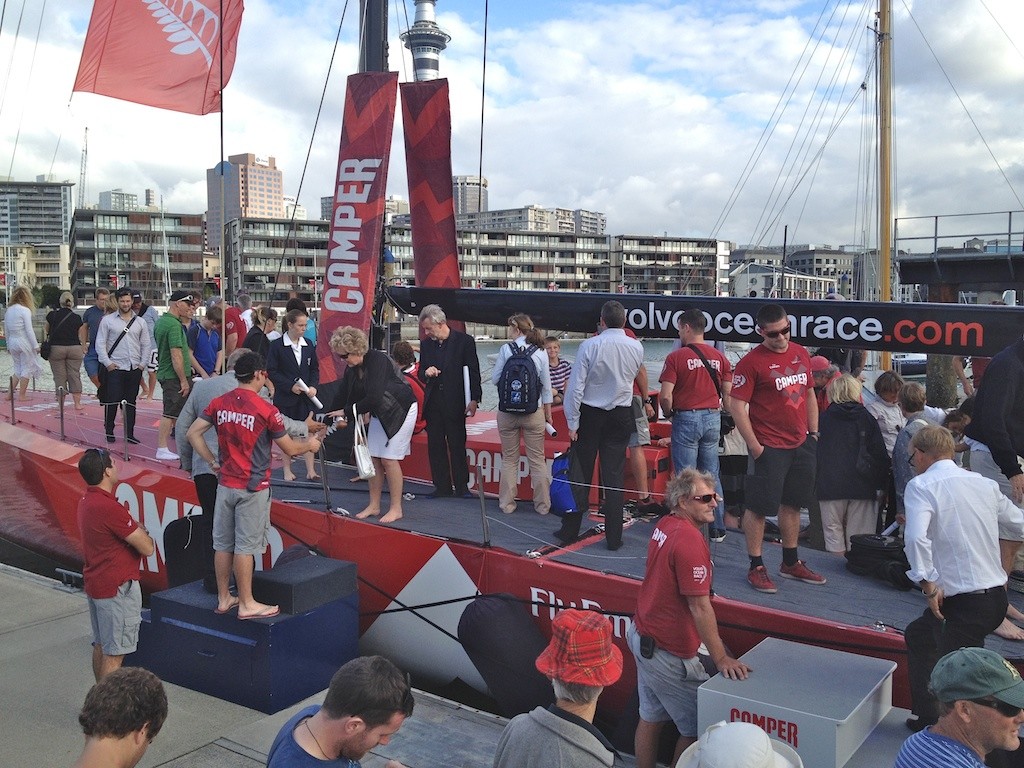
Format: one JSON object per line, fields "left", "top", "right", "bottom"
{"left": 675, "top": 721, "right": 803, "bottom": 768}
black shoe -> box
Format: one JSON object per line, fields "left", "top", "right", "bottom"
{"left": 607, "top": 540, "right": 623, "bottom": 551}
{"left": 105, "top": 434, "right": 115, "bottom": 443}
{"left": 126, "top": 436, "right": 142, "bottom": 445}
{"left": 426, "top": 491, "right": 453, "bottom": 500}
{"left": 553, "top": 529, "right": 577, "bottom": 545}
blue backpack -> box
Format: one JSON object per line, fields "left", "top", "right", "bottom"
{"left": 497, "top": 342, "right": 540, "bottom": 414}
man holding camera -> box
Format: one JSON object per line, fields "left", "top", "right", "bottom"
{"left": 627, "top": 468, "right": 750, "bottom": 768}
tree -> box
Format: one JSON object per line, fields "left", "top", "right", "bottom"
{"left": 38, "top": 285, "right": 64, "bottom": 310}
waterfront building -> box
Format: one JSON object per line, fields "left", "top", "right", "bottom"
{"left": 69, "top": 208, "right": 205, "bottom": 303}
{"left": 452, "top": 175, "right": 488, "bottom": 215}
{"left": 224, "top": 216, "right": 326, "bottom": 306}
{"left": 455, "top": 205, "right": 607, "bottom": 235}
{"left": 399, "top": 0, "right": 450, "bottom": 82}
{"left": 730, "top": 261, "right": 836, "bottom": 299}
{"left": 98, "top": 189, "right": 140, "bottom": 212}
{"left": 0, "top": 177, "right": 74, "bottom": 245}
{"left": 205, "top": 153, "right": 285, "bottom": 258}
{"left": 617, "top": 235, "right": 726, "bottom": 296}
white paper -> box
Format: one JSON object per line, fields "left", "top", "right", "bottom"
{"left": 295, "top": 378, "right": 323, "bottom": 410}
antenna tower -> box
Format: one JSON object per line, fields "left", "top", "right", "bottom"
{"left": 78, "top": 128, "right": 88, "bottom": 208}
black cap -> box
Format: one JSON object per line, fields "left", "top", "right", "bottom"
{"left": 169, "top": 289, "right": 194, "bottom": 302}
{"left": 131, "top": 291, "right": 142, "bottom": 302}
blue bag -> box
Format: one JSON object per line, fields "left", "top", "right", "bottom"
{"left": 550, "top": 448, "right": 577, "bottom": 516}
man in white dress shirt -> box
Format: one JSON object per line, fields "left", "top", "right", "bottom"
{"left": 903, "top": 425, "right": 1024, "bottom": 732}
{"left": 555, "top": 300, "right": 644, "bottom": 551}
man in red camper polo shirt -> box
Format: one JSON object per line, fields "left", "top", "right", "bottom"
{"left": 187, "top": 352, "right": 321, "bottom": 620}
{"left": 627, "top": 469, "right": 750, "bottom": 768}
{"left": 729, "top": 303, "right": 824, "bottom": 594}
{"left": 77, "top": 448, "right": 155, "bottom": 681}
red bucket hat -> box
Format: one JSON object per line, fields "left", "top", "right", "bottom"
{"left": 535, "top": 609, "right": 623, "bottom": 686}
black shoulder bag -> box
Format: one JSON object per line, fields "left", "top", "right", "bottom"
{"left": 41, "top": 309, "right": 74, "bottom": 361}
{"left": 686, "top": 344, "right": 735, "bottom": 437}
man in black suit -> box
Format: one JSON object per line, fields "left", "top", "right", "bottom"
{"left": 418, "top": 305, "right": 482, "bottom": 498}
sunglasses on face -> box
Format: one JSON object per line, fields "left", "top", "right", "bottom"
{"left": 761, "top": 325, "right": 791, "bottom": 339}
{"left": 692, "top": 493, "right": 719, "bottom": 503}
{"left": 972, "top": 698, "right": 1023, "bottom": 718}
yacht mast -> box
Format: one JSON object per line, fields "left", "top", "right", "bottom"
{"left": 878, "top": 0, "right": 893, "bottom": 367}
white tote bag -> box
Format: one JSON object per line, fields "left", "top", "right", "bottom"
{"left": 352, "top": 406, "right": 376, "bottom": 480}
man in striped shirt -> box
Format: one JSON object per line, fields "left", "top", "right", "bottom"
{"left": 895, "top": 647, "right": 1024, "bottom": 767}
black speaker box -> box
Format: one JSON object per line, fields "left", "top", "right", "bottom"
{"left": 253, "top": 556, "right": 357, "bottom": 615}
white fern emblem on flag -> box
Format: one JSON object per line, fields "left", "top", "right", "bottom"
{"left": 144, "top": 0, "right": 221, "bottom": 68}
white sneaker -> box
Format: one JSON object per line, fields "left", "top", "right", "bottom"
{"left": 155, "top": 447, "right": 179, "bottom": 461}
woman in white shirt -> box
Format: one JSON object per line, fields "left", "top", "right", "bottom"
{"left": 492, "top": 313, "right": 554, "bottom": 515}
{"left": 3, "top": 286, "right": 42, "bottom": 400}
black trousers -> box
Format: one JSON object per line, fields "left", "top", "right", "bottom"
{"left": 193, "top": 473, "right": 218, "bottom": 592}
{"left": 103, "top": 368, "right": 143, "bottom": 438}
{"left": 425, "top": 398, "right": 470, "bottom": 495}
{"left": 905, "top": 588, "right": 1007, "bottom": 721}
{"left": 557, "top": 404, "right": 634, "bottom": 548}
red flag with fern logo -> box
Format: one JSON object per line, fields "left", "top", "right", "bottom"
{"left": 73, "top": 0, "right": 244, "bottom": 115}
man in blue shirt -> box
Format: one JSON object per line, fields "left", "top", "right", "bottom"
{"left": 267, "top": 656, "right": 413, "bottom": 767}
{"left": 82, "top": 288, "right": 110, "bottom": 388}
{"left": 895, "top": 647, "right": 1024, "bottom": 767}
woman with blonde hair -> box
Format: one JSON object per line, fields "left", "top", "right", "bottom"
{"left": 328, "top": 326, "right": 416, "bottom": 523}
{"left": 815, "top": 374, "right": 889, "bottom": 555}
{"left": 44, "top": 290, "right": 86, "bottom": 410}
{"left": 491, "top": 313, "right": 553, "bottom": 515}
{"left": 3, "top": 286, "right": 42, "bottom": 400}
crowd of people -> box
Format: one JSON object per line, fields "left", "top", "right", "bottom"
{"left": 51, "top": 286, "right": 1024, "bottom": 766}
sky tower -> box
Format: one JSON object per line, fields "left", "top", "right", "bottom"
{"left": 400, "top": 0, "right": 451, "bottom": 81}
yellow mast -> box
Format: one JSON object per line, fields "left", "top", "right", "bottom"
{"left": 878, "top": 0, "right": 893, "bottom": 369}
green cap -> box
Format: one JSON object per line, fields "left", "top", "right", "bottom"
{"left": 931, "top": 648, "right": 1024, "bottom": 707}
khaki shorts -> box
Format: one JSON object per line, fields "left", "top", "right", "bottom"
{"left": 89, "top": 580, "right": 142, "bottom": 656}
{"left": 213, "top": 486, "right": 271, "bottom": 556}
{"left": 628, "top": 395, "right": 651, "bottom": 448}
{"left": 159, "top": 377, "right": 187, "bottom": 418}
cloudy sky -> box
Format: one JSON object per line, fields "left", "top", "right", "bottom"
{"left": 1, "top": 0, "right": 1022, "bottom": 250}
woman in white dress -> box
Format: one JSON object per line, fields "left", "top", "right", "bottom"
{"left": 328, "top": 326, "right": 417, "bottom": 524}
{"left": 3, "top": 286, "right": 43, "bottom": 400}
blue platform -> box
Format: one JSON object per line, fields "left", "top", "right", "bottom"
{"left": 128, "top": 558, "right": 359, "bottom": 713}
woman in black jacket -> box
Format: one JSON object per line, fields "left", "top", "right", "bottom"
{"left": 266, "top": 309, "right": 319, "bottom": 481}
{"left": 329, "top": 326, "right": 416, "bottom": 524}
{"left": 816, "top": 374, "right": 889, "bottom": 555}
{"left": 44, "top": 291, "right": 86, "bottom": 410}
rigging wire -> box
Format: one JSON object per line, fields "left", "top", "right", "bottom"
{"left": 269, "top": 1, "right": 353, "bottom": 304}
{"left": 394, "top": 0, "right": 411, "bottom": 83}
{"left": 750, "top": 0, "right": 874, "bottom": 247}
{"left": 977, "top": 0, "right": 1024, "bottom": 64}
{"left": 900, "top": 0, "right": 1024, "bottom": 211}
{"left": 0, "top": 0, "right": 27, "bottom": 148}
{"left": 6, "top": 0, "right": 46, "bottom": 180}
{"left": 476, "top": 0, "right": 489, "bottom": 216}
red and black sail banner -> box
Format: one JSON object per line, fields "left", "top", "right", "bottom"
{"left": 74, "top": 0, "right": 244, "bottom": 115}
{"left": 318, "top": 72, "right": 398, "bottom": 384}
{"left": 386, "top": 287, "right": 1024, "bottom": 357}
{"left": 400, "top": 80, "right": 465, "bottom": 332}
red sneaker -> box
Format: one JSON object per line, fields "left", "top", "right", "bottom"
{"left": 747, "top": 565, "right": 777, "bottom": 593}
{"left": 780, "top": 560, "right": 827, "bottom": 585}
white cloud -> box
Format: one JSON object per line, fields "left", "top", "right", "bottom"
{"left": 1, "top": 0, "right": 1022, "bottom": 252}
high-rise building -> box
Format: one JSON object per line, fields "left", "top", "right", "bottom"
{"left": 0, "top": 178, "right": 74, "bottom": 245}
{"left": 69, "top": 208, "right": 205, "bottom": 303}
{"left": 399, "top": 0, "right": 450, "bottom": 81}
{"left": 452, "top": 175, "right": 488, "bottom": 215}
{"left": 283, "top": 195, "right": 307, "bottom": 221}
{"left": 456, "top": 205, "right": 606, "bottom": 235}
{"left": 206, "top": 153, "right": 285, "bottom": 256}
{"left": 98, "top": 189, "right": 139, "bottom": 211}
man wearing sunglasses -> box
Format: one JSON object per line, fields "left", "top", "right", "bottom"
{"left": 76, "top": 448, "right": 155, "bottom": 680}
{"left": 628, "top": 468, "right": 750, "bottom": 768}
{"left": 895, "top": 647, "right": 1024, "bottom": 767}
{"left": 154, "top": 290, "right": 197, "bottom": 460}
{"left": 729, "top": 303, "right": 824, "bottom": 594}
{"left": 903, "top": 425, "right": 1024, "bottom": 734}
